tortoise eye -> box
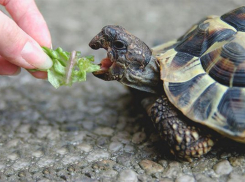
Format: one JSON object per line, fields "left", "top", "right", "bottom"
{"left": 113, "top": 40, "right": 126, "bottom": 49}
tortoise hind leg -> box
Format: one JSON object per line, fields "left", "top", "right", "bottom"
{"left": 150, "top": 95, "right": 215, "bottom": 161}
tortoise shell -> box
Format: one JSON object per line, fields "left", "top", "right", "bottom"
{"left": 153, "top": 6, "right": 245, "bottom": 142}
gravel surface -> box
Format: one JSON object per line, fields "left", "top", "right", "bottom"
{"left": 1, "top": 0, "right": 245, "bottom": 181}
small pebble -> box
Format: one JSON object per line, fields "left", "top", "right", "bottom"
{"left": 229, "top": 156, "right": 245, "bottom": 167}
{"left": 32, "top": 150, "right": 44, "bottom": 158}
{"left": 62, "top": 154, "right": 81, "bottom": 165}
{"left": 164, "top": 161, "right": 181, "bottom": 178}
{"left": 4, "top": 168, "right": 15, "bottom": 177}
{"left": 159, "top": 178, "right": 174, "bottom": 182}
{"left": 57, "top": 169, "right": 69, "bottom": 180}
{"left": 0, "top": 162, "right": 6, "bottom": 171}
{"left": 124, "top": 144, "right": 135, "bottom": 154}
{"left": 37, "top": 156, "right": 55, "bottom": 168}
{"left": 132, "top": 132, "right": 146, "bottom": 144}
{"left": 96, "top": 136, "right": 109, "bottom": 148}
{"left": 89, "top": 106, "right": 103, "bottom": 114}
{"left": 73, "top": 132, "right": 87, "bottom": 141}
{"left": 139, "top": 159, "right": 164, "bottom": 174}
{"left": 109, "top": 142, "right": 123, "bottom": 152}
{"left": 213, "top": 160, "right": 232, "bottom": 175}
{"left": 36, "top": 125, "right": 52, "bottom": 139}
{"left": 195, "top": 174, "right": 215, "bottom": 182}
{"left": 158, "top": 160, "right": 168, "bottom": 168}
{"left": 32, "top": 172, "right": 44, "bottom": 181}
{"left": 117, "top": 169, "right": 138, "bottom": 182}
{"left": 76, "top": 143, "right": 92, "bottom": 153}
{"left": 82, "top": 121, "right": 94, "bottom": 130}
{"left": 12, "top": 159, "right": 30, "bottom": 171}
{"left": 7, "top": 175, "right": 19, "bottom": 181}
{"left": 56, "top": 147, "right": 69, "bottom": 155}
{"left": 7, "top": 152, "right": 19, "bottom": 161}
{"left": 93, "top": 159, "right": 116, "bottom": 170}
{"left": 28, "top": 165, "right": 40, "bottom": 174}
{"left": 116, "top": 154, "right": 132, "bottom": 167}
{"left": 47, "top": 129, "right": 60, "bottom": 140}
{"left": 17, "top": 124, "right": 31, "bottom": 133}
{"left": 100, "top": 169, "right": 118, "bottom": 178}
{"left": 6, "top": 139, "right": 19, "bottom": 148}
{"left": 228, "top": 172, "right": 245, "bottom": 182}
{"left": 94, "top": 127, "right": 114, "bottom": 136}
{"left": 86, "top": 150, "right": 110, "bottom": 162}
{"left": 116, "top": 119, "right": 127, "bottom": 130}
{"left": 175, "top": 175, "right": 195, "bottom": 182}
{"left": 111, "top": 131, "right": 131, "bottom": 144}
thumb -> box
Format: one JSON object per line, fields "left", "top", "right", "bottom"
{"left": 0, "top": 11, "right": 53, "bottom": 70}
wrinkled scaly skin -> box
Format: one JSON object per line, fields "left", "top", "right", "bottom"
{"left": 89, "top": 25, "right": 215, "bottom": 161}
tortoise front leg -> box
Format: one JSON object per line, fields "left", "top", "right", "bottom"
{"left": 150, "top": 95, "right": 215, "bottom": 161}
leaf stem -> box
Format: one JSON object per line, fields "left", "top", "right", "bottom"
{"left": 65, "top": 50, "right": 77, "bottom": 85}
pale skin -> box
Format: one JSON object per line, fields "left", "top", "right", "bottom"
{"left": 0, "top": 0, "right": 53, "bottom": 79}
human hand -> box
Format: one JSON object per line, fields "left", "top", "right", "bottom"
{"left": 0, "top": 0, "right": 53, "bottom": 79}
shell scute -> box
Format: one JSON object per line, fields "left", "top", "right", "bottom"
{"left": 200, "top": 32, "right": 245, "bottom": 87}
{"left": 170, "top": 52, "right": 194, "bottom": 70}
{"left": 221, "top": 6, "right": 245, "bottom": 32}
{"left": 175, "top": 17, "right": 236, "bottom": 57}
{"left": 217, "top": 88, "right": 245, "bottom": 133}
{"left": 222, "top": 41, "right": 245, "bottom": 62}
{"left": 177, "top": 16, "right": 218, "bottom": 42}
{"left": 191, "top": 83, "right": 217, "bottom": 121}
{"left": 168, "top": 73, "right": 205, "bottom": 98}
{"left": 165, "top": 73, "right": 216, "bottom": 114}
{"left": 233, "top": 68, "right": 245, "bottom": 86}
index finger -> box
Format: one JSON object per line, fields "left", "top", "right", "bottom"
{"left": 0, "top": 0, "right": 52, "bottom": 47}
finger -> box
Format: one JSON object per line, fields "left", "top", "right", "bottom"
{"left": 0, "top": 56, "right": 20, "bottom": 75}
{"left": 0, "top": 55, "right": 47, "bottom": 79}
{"left": 0, "top": 11, "right": 53, "bottom": 70}
{"left": 28, "top": 70, "right": 48, "bottom": 79}
{"left": 0, "top": 0, "right": 51, "bottom": 47}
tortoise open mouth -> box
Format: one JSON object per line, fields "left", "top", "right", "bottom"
{"left": 92, "top": 57, "right": 113, "bottom": 78}
{"left": 88, "top": 32, "right": 116, "bottom": 80}
{"left": 92, "top": 56, "right": 124, "bottom": 81}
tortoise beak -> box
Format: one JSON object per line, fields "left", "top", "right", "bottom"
{"left": 92, "top": 66, "right": 110, "bottom": 80}
{"left": 89, "top": 32, "right": 112, "bottom": 80}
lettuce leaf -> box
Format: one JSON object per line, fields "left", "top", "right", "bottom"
{"left": 30, "top": 47, "right": 100, "bottom": 88}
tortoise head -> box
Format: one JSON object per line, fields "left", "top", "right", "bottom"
{"left": 89, "top": 25, "right": 161, "bottom": 93}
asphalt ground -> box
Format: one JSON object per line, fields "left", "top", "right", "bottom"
{"left": 0, "top": 1, "right": 245, "bottom": 181}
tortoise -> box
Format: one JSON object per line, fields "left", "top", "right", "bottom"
{"left": 89, "top": 6, "right": 245, "bottom": 160}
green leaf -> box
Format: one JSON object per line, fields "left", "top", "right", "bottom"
{"left": 28, "top": 47, "right": 100, "bottom": 88}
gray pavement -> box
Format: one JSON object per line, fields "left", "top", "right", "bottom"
{"left": 1, "top": 0, "right": 245, "bottom": 181}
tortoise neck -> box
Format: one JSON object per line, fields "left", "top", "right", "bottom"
{"left": 120, "top": 56, "right": 163, "bottom": 94}
{"left": 146, "top": 56, "right": 163, "bottom": 94}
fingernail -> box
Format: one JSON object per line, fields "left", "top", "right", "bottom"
{"left": 21, "top": 41, "right": 53, "bottom": 69}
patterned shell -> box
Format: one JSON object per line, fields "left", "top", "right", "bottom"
{"left": 153, "top": 6, "right": 245, "bottom": 142}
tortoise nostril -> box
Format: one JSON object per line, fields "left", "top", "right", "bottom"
{"left": 89, "top": 42, "right": 100, "bottom": 50}
{"left": 89, "top": 32, "right": 104, "bottom": 50}
{"left": 90, "top": 44, "right": 96, "bottom": 49}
